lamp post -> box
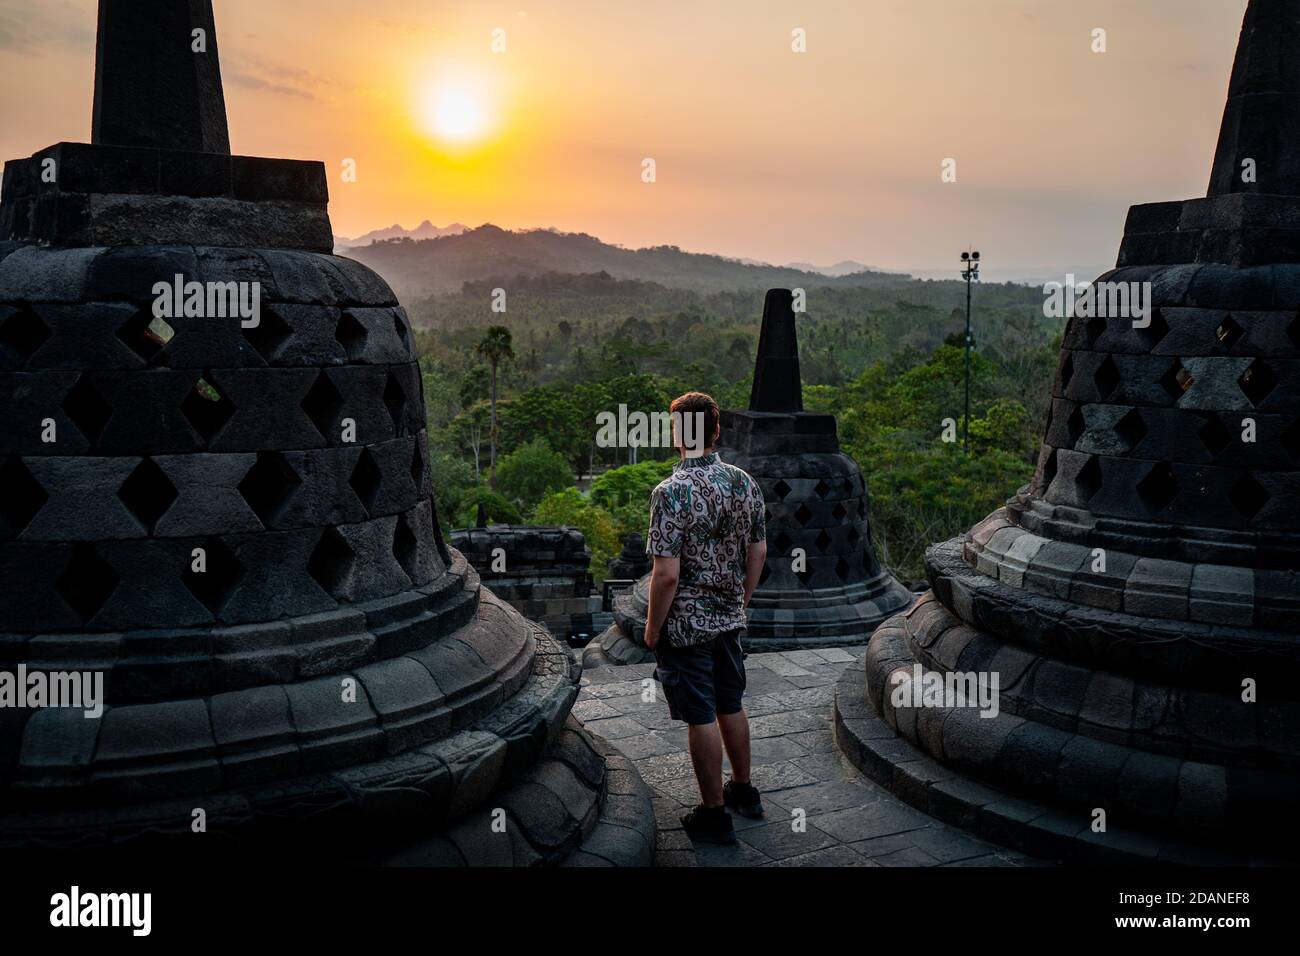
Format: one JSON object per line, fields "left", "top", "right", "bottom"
{"left": 960, "top": 250, "right": 980, "bottom": 454}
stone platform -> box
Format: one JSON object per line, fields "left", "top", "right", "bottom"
{"left": 577, "top": 651, "right": 1038, "bottom": 866}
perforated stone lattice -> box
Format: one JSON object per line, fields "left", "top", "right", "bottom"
{"left": 0, "top": 246, "right": 443, "bottom": 633}
{"left": 1039, "top": 298, "right": 1300, "bottom": 532}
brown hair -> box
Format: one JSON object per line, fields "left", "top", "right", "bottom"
{"left": 670, "top": 391, "right": 720, "bottom": 451}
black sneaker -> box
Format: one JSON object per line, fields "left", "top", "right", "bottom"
{"left": 680, "top": 804, "right": 736, "bottom": 845}
{"left": 723, "top": 780, "right": 764, "bottom": 819}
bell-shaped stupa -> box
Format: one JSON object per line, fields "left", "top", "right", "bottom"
{"left": 835, "top": 0, "right": 1300, "bottom": 864}
{"left": 593, "top": 289, "right": 913, "bottom": 665}
{"left": 0, "top": 0, "right": 653, "bottom": 865}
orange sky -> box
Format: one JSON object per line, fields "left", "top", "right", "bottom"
{"left": 0, "top": 0, "right": 1247, "bottom": 282}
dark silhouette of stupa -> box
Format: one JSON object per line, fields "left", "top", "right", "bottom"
{"left": 835, "top": 0, "right": 1300, "bottom": 864}
{"left": 0, "top": 0, "right": 653, "bottom": 865}
{"left": 593, "top": 289, "right": 912, "bottom": 665}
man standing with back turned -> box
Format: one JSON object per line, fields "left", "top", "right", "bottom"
{"left": 644, "top": 391, "right": 767, "bottom": 845}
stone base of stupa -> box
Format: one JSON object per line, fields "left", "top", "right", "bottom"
{"left": 0, "top": 557, "right": 654, "bottom": 866}
{"left": 832, "top": 523, "right": 1300, "bottom": 866}
{"left": 590, "top": 566, "right": 915, "bottom": 667}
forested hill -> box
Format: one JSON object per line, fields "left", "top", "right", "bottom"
{"left": 342, "top": 224, "right": 914, "bottom": 296}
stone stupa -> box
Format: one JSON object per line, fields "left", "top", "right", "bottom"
{"left": 0, "top": 0, "right": 653, "bottom": 866}
{"left": 594, "top": 289, "right": 913, "bottom": 665}
{"left": 835, "top": 0, "right": 1300, "bottom": 864}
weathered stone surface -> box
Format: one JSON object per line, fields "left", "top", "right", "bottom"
{"left": 832, "top": 1, "right": 1300, "bottom": 865}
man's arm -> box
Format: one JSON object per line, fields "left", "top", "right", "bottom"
{"left": 743, "top": 540, "right": 766, "bottom": 608}
{"left": 643, "top": 555, "right": 680, "bottom": 650}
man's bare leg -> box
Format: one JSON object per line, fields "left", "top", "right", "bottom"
{"left": 687, "top": 721, "right": 725, "bottom": 807}
{"left": 717, "top": 709, "right": 751, "bottom": 785}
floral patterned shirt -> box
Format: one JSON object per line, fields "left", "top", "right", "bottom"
{"left": 646, "top": 452, "right": 766, "bottom": 648}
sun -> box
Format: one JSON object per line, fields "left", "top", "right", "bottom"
{"left": 424, "top": 87, "right": 488, "bottom": 144}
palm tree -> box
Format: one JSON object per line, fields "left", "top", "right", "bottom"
{"left": 475, "top": 325, "right": 514, "bottom": 488}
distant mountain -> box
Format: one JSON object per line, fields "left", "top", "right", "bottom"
{"left": 334, "top": 220, "right": 467, "bottom": 249}
{"left": 785, "top": 259, "right": 895, "bottom": 277}
{"left": 341, "top": 224, "right": 913, "bottom": 296}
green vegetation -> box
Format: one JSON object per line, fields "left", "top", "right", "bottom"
{"left": 417, "top": 274, "right": 1061, "bottom": 585}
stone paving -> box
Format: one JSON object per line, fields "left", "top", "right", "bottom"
{"left": 576, "top": 648, "right": 1046, "bottom": 867}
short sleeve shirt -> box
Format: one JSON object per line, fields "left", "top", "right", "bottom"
{"left": 646, "top": 452, "right": 766, "bottom": 647}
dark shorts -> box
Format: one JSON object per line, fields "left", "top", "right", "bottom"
{"left": 653, "top": 629, "right": 747, "bottom": 725}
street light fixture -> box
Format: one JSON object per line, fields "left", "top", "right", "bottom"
{"left": 960, "top": 249, "right": 981, "bottom": 454}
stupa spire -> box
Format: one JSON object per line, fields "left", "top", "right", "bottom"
{"left": 92, "top": 0, "right": 230, "bottom": 153}
{"left": 748, "top": 288, "right": 804, "bottom": 412}
{"left": 1208, "top": 0, "right": 1300, "bottom": 196}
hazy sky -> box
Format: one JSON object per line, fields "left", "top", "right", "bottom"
{"left": 0, "top": 0, "right": 1248, "bottom": 282}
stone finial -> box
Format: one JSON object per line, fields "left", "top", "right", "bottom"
{"left": 748, "top": 288, "right": 803, "bottom": 412}
{"left": 1208, "top": 0, "right": 1300, "bottom": 196}
{"left": 92, "top": 0, "right": 231, "bottom": 153}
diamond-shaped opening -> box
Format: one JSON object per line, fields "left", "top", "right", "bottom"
{"left": 116, "top": 309, "right": 174, "bottom": 363}
{"left": 1136, "top": 461, "right": 1179, "bottom": 514}
{"left": 238, "top": 451, "right": 301, "bottom": 527}
{"left": 1094, "top": 355, "right": 1121, "bottom": 402}
{"left": 63, "top": 374, "right": 112, "bottom": 445}
{"left": 1159, "top": 360, "right": 1193, "bottom": 401}
{"left": 1228, "top": 474, "right": 1268, "bottom": 520}
{"left": 117, "top": 457, "right": 178, "bottom": 533}
{"left": 410, "top": 442, "right": 425, "bottom": 493}
{"left": 350, "top": 447, "right": 383, "bottom": 514}
{"left": 772, "top": 479, "right": 792, "bottom": 501}
{"left": 758, "top": 563, "right": 772, "bottom": 586}
{"left": 831, "top": 501, "right": 847, "bottom": 521}
{"left": 0, "top": 457, "right": 48, "bottom": 540}
{"left": 1238, "top": 358, "right": 1277, "bottom": 407}
{"left": 1085, "top": 316, "right": 1106, "bottom": 347}
{"left": 1198, "top": 415, "right": 1233, "bottom": 459}
{"left": 0, "top": 306, "right": 51, "bottom": 360}
{"left": 181, "top": 375, "right": 235, "bottom": 443}
{"left": 794, "top": 564, "right": 813, "bottom": 587}
{"left": 846, "top": 525, "right": 860, "bottom": 546}
{"left": 834, "top": 556, "right": 851, "bottom": 580}
{"left": 384, "top": 370, "right": 408, "bottom": 434}
{"left": 1135, "top": 308, "right": 1169, "bottom": 349}
{"left": 1288, "top": 312, "right": 1300, "bottom": 350}
{"left": 181, "top": 536, "right": 245, "bottom": 615}
{"left": 307, "top": 527, "right": 355, "bottom": 599}
{"left": 336, "top": 311, "right": 368, "bottom": 361}
{"left": 793, "top": 503, "right": 814, "bottom": 526}
{"left": 1066, "top": 405, "right": 1086, "bottom": 445}
{"left": 1114, "top": 408, "right": 1147, "bottom": 453}
{"left": 857, "top": 499, "right": 866, "bottom": 517}
{"left": 814, "top": 529, "right": 833, "bottom": 552}
{"left": 244, "top": 305, "right": 292, "bottom": 363}
{"left": 1215, "top": 316, "right": 1244, "bottom": 351}
{"left": 1075, "top": 455, "right": 1103, "bottom": 502}
{"left": 813, "top": 479, "right": 831, "bottom": 499}
{"left": 302, "top": 371, "right": 345, "bottom": 440}
{"left": 1039, "top": 448, "right": 1059, "bottom": 493}
{"left": 393, "top": 312, "right": 410, "bottom": 351}
{"left": 393, "top": 514, "right": 419, "bottom": 582}
{"left": 55, "top": 543, "right": 119, "bottom": 623}
{"left": 1058, "top": 354, "right": 1074, "bottom": 392}
{"left": 772, "top": 530, "right": 793, "bottom": 554}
